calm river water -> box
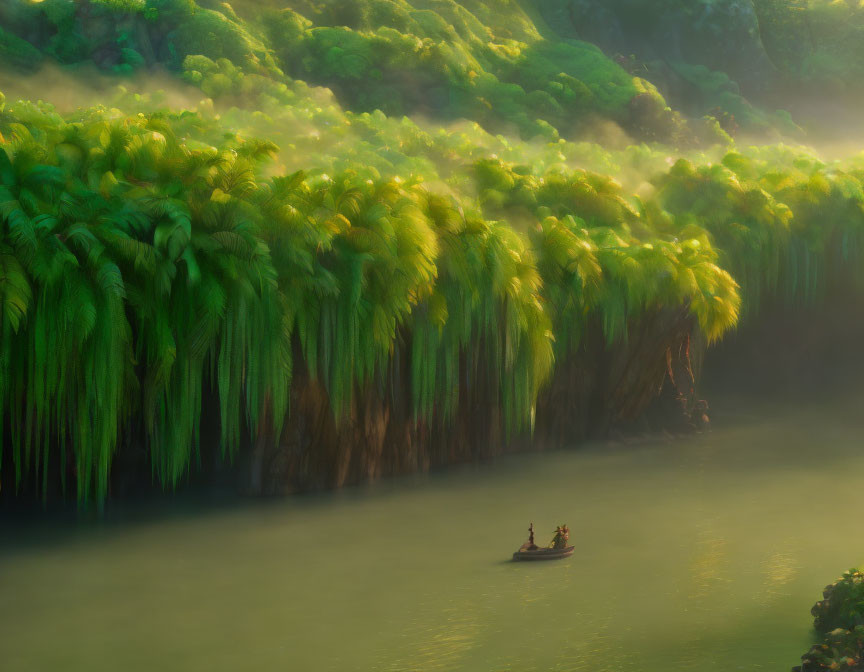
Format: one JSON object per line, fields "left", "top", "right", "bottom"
{"left": 3, "top": 395, "right": 864, "bottom": 672}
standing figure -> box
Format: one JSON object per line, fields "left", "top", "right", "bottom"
{"left": 520, "top": 522, "right": 538, "bottom": 551}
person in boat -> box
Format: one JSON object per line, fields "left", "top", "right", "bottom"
{"left": 550, "top": 524, "right": 570, "bottom": 550}
{"left": 520, "top": 522, "right": 538, "bottom": 551}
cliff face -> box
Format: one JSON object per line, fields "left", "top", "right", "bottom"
{"left": 247, "top": 308, "right": 702, "bottom": 494}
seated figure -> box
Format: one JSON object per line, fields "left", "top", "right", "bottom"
{"left": 550, "top": 524, "right": 570, "bottom": 550}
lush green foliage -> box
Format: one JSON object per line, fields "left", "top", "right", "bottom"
{"left": 536, "top": 0, "right": 864, "bottom": 137}
{"left": 3, "top": 1, "right": 864, "bottom": 503}
{"left": 0, "top": 93, "right": 732, "bottom": 502}
{"left": 813, "top": 569, "right": 864, "bottom": 634}
{"left": 655, "top": 148, "right": 864, "bottom": 314}
{"left": 757, "top": 0, "right": 864, "bottom": 86}
{"left": 0, "top": 0, "right": 723, "bottom": 143}
{"left": 6, "top": 0, "right": 864, "bottom": 145}
{"left": 795, "top": 570, "right": 864, "bottom": 672}
{"left": 795, "top": 625, "right": 864, "bottom": 672}
{"left": 5, "top": 85, "right": 864, "bottom": 502}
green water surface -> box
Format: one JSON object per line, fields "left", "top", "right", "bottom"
{"left": 3, "top": 398, "right": 863, "bottom": 671}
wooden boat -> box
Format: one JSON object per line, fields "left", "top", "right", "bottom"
{"left": 512, "top": 543, "right": 575, "bottom": 561}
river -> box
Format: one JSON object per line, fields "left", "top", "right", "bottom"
{"left": 3, "top": 394, "right": 864, "bottom": 672}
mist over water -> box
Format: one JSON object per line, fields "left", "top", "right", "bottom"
{"left": 4, "top": 389, "right": 863, "bottom": 672}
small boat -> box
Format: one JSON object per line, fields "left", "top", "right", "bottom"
{"left": 512, "top": 522, "right": 574, "bottom": 561}
{"left": 512, "top": 544, "right": 575, "bottom": 561}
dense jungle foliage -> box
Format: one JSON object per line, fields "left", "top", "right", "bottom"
{"left": 795, "top": 570, "right": 864, "bottom": 672}
{"left": 2, "top": 0, "right": 864, "bottom": 504}
{"left": 6, "top": 0, "right": 862, "bottom": 143}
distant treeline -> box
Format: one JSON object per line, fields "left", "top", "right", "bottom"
{"left": 0, "top": 0, "right": 842, "bottom": 144}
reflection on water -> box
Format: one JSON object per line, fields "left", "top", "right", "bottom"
{"left": 4, "top": 396, "right": 864, "bottom": 672}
